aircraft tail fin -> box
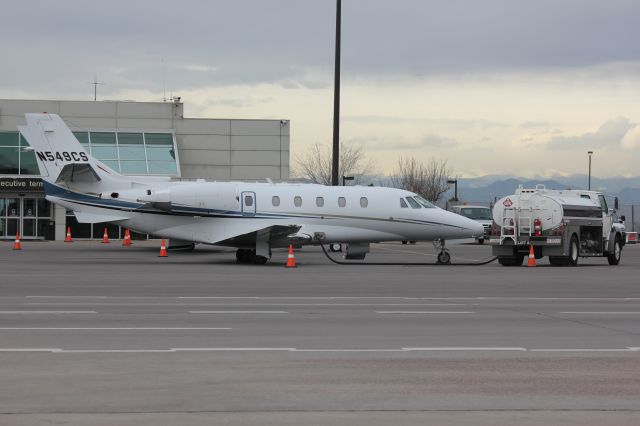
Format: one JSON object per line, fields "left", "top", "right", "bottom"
{"left": 19, "top": 113, "right": 129, "bottom": 191}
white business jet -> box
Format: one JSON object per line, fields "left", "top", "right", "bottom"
{"left": 20, "top": 113, "right": 483, "bottom": 264}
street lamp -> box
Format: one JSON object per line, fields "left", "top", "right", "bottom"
{"left": 588, "top": 151, "right": 593, "bottom": 190}
{"left": 447, "top": 179, "right": 458, "bottom": 202}
{"left": 342, "top": 175, "right": 354, "bottom": 186}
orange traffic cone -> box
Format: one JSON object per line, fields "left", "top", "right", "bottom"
{"left": 158, "top": 239, "right": 168, "bottom": 257}
{"left": 13, "top": 233, "right": 22, "bottom": 250}
{"left": 64, "top": 226, "right": 73, "bottom": 243}
{"left": 527, "top": 244, "right": 536, "bottom": 267}
{"left": 101, "top": 227, "right": 110, "bottom": 244}
{"left": 285, "top": 244, "right": 297, "bottom": 268}
{"left": 122, "top": 228, "right": 132, "bottom": 246}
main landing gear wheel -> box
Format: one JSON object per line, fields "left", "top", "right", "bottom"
{"left": 236, "top": 249, "right": 271, "bottom": 265}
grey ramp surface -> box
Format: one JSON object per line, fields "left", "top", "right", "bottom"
{"left": 1, "top": 241, "right": 639, "bottom": 424}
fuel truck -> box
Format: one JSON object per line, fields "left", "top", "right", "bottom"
{"left": 487, "top": 185, "right": 626, "bottom": 266}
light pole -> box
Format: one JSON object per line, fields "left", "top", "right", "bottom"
{"left": 447, "top": 179, "right": 458, "bottom": 202}
{"left": 331, "top": 0, "right": 341, "bottom": 186}
{"left": 588, "top": 151, "right": 593, "bottom": 190}
{"left": 342, "top": 175, "right": 354, "bottom": 186}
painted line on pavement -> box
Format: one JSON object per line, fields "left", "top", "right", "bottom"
{"left": 0, "top": 311, "right": 97, "bottom": 314}
{"left": 0, "top": 327, "right": 231, "bottom": 330}
{"left": 375, "top": 311, "right": 475, "bottom": 314}
{"left": 0, "top": 346, "right": 637, "bottom": 353}
{"left": 558, "top": 312, "right": 640, "bottom": 314}
{"left": 189, "top": 311, "right": 289, "bottom": 314}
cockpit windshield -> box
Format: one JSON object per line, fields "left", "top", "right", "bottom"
{"left": 459, "top": 207, "right": 492, "bottom": 220}
{"left": 405, "top": 197, "right": 422, "bottom": 209}
{"left": 414, "top": 196, "right": 435, "bottom": 208}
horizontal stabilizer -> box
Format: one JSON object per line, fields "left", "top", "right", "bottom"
{"left": 74, "top": 210, "right": 130, "bottom": 224}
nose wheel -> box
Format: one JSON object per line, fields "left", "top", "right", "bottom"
{"left": 433, "top": 238, "right": 451, "bottom": 265}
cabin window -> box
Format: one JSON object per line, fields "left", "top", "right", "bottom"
{"left": 294, "top": 196, "right": 302, "bottom": 207}
{"left": 400, "top": 198, "right": 408, "bottom": 208}
{"left": 598, "top": 195, "right": 608, "bottom": 212}
{"left": 272, "top": 196, "right": 280, "bottom": 207}
{"left": 316, "top": 196, "right": 324, "bottom": 207}
{"left": 338, "top": 197, "right": 346, "bottom": 207}
{"left": 360, "top": 197, "right": 368, "bottom": 208}
{"left": 406, "top": 197, "right": 422, "bottom": 209}
{"left": 244, "top": 195, "right": 253, "bottom": 207}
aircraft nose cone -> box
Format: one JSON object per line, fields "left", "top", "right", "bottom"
{"left": 468, "top": 221, "right": 485, "bottom": 238}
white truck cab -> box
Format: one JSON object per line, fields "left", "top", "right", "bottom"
{"left": 450, "top": 205, "right": 492, "bottom": 244}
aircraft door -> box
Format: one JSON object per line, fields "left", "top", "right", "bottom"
{"left": 241, "top": 191, "right": 256, "bottom": 217}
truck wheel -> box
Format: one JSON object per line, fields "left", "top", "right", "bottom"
{"left": 567, "top": 234, "right": 579, "bottom": 266}
{"left": 478, "top": 238, "right": 485, "bottom": 245}
{"left": 498, "top": 257, "right": 516, "bottom": 266}
{"left": 514, "top": 253, "right": 525, "bottom": 266}
{"left": 607, "top": 236, "right": 622, "bottom": 265}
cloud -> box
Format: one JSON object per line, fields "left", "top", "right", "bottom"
{"left": 348, "top": 132, "right": 459, "bottom": 151}
{"left": 621, "top": 125, "right": 640, "bottom": 150}
{"left": 546, "top": 117, "right": 636, "bottom": 149}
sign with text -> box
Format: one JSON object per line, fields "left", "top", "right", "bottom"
{"left": 0, "top": 177, "right": 45, "bottom": 193}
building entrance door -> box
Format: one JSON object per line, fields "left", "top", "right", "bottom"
{"left": 0, "top": 196, "right": 54, "bottom": 240}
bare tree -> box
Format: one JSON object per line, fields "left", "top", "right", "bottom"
{"left": 294, "top": 143, "right": 375, "bottom": 185}
{"left": 392, "top": 157, "right": 452, "bottom": 202}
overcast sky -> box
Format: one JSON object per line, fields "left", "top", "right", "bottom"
{"left": 1, "top": 0, "right": 639, "bottom": 177}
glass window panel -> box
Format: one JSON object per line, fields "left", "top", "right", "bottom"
{"left": 146, "top": 146, "right": 175, "bottom": 161}
{"left": 100, "top": 160, "right": 120, "bottom": 172}
{"left": 338, "top": 197, "right": 346, "bottom": 207}
{"left": 147, "top": 162, "right": 177, "bottom": 174}
{"left": 19, "top": 151, "right": 40, "bottom": 175}
{"left": 360, "top": 197, "right": 368, "bottom": 208}
{"left": 0, "top": 132, "right": 19, "bottom": 146}
{"left": 400, "top": 198, "right": 408, "bottom": 208}
{"left": 6, "top": 198, "right": 20, "bottom": 216}
{"left": 23, "top": 219, "right": 36, "bottom": 237}
{"left": 118, "top": 146, "right": 146, "bottom": 160}
{"left": 0, "top": 147, "right": 20, "bottom": 174}
{"left": 6, "top": 219, "right": 18, "bottom": 237}
{"left": 272, "top": 196, "right": 280, "bottom": 206}
{"left": 0, "top": 198, "right": 6, "bottom": 216}
{"left": 316, "top": 197, "right": 324, "bottom": 207}
{"left": 145, "top": 133, "right": 173, "bottom": 146}
{"left": 72, "top": 131, "right": 89, "bottom": 144}
{"left": 294, "top": 196, "right": 302, "bottom": 207}
{"left": 93, "top": 223, "right": 120, "bottom": 240}
{"left": 120, "top": 161, "right": 147, "bottom": 174}
{"left": 23, "top": 199, "right": 36, "bottom": 217}
{"left": 37, "top": 218, "right": 55, "bottom": 239}
{"left": 37, "top": 199, "right": 51, "bottom": 217}
{"left": 91, "top": 146, "right": 118, "bottom": 159}
{"left": 0, "top": 218, "right": 5, "bottom": 237}
{"left": 90, "top": 132, "right": 116, "bottom": 145}
{"left": 19, "top": 134, "right": 31, "bottom": 147}
{"left": 118, "top": 133, "right": 144, "bottom": 145}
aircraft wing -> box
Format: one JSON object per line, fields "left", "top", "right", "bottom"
{"left": 214, "top": 224, "right": 304, "bottom": 247}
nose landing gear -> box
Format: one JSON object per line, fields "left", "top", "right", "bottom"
{"left": 433, "top": 238, "right": 451, "bottom": 265}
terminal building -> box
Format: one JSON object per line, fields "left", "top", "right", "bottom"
{"left": 0, "top": 99, "right": 290, "bottom": 240}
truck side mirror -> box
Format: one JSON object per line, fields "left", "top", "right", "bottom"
{"left": 614, "top": 197, "right": 619, "bottom": 210}
{"left": 620, "top": 215, "right": 626, "bottom": 223}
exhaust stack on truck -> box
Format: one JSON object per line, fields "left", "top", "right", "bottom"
{"left": 488, "top": 185, "right": 626, "bottom": 266}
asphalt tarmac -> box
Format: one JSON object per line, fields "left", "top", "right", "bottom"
{"left": 1, "top": 239, "right": 639, "bottom": 425}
